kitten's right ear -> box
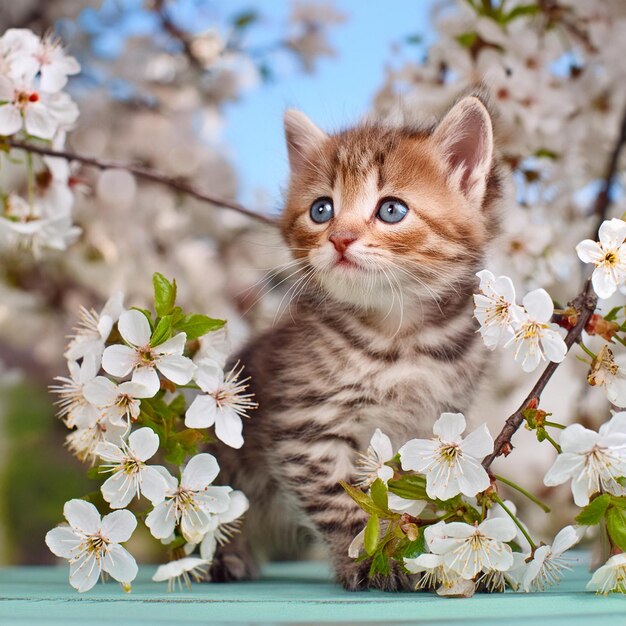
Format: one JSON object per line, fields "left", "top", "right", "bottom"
{"left": 284, "top": 109, "right": 328, "bottom": 173}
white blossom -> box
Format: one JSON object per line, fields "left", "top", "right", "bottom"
{"left": 66, "top": 411, "right": 127, "bottom": 465}
{"left": 544, "top": 413, "right": 626, "bottom": 506}
{"left": 185, "top": 359, "right": 256, "bottom": 449}
{"left": 95, "top": 427, "right": 169, "bottom": 509}
{"left": 510, "top": 289, "right": 567, "bottom": 372}
{"left": 576, "top": 219, "right": 626, "bottom": 299}
{"left": 425, "top": 518, "right": 517, "bottom": 580}
{"left": 587, "top": 554, "right": 626, "bottom": 595}
{"left": 520, "top": 525, "right": 584, "bottom": 592}
{"left": 587, "top": 345, "right": 626, "bottom": 408}
{"left": 473, "top": 269, "right": 523, "bottom": 349}
{"left": 50, "top": 355, "right": 99, "bottom": 427}
{"left": 65, "top": 292, "right": 124, "bottom": 363}
{"left": 145, "top": 453, "right": 231, "bottom": 543}
{"left": 102, "top": 309, "right": 196, "bottom": 397}
{"left": 152, "top": 557, "right": 210, "bottom": 591}
{"left": 84, "top": 376, "right": 153, "bottom": 427}
{"left": 354, "top": 428, "right": 395, "bottom": 487}
{"left": 399, "top": 412, "right": 493, "bottom": 500}
{"left": 45, "top": 499, "right": 138, "bottom": 592}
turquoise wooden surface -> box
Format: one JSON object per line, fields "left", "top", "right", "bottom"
{"left": 1, "top": 557, "right": 625, "bottom": 625}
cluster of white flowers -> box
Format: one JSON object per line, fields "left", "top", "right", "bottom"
{"left": 0, "top": 29, "right": 80, "bottom": 254}
{"left": 474, "top": 269, "right": 567, "bottom": 372}
{"left": 46, "top": 285, "right": 254, "bottom": 592}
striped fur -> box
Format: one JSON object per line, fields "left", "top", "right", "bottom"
{"left": 211, "top": 96, "right": 503, "bottom": 590}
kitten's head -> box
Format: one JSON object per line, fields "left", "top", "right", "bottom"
{"left": 281, "top": 96, "right": 501, "bottom": 315}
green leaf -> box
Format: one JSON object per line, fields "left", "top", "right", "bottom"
{"left": 150, "top": 315, "right": 173, "bottom": 346}
{"left": 168, "top": 392, "right": 187, "bottom": 416}
{"left": 606, "top": 506, "right": 626, "bottom": 551}
{"left": 401, "top": 529, "right": 427, "bottom": 558}
{"left": 153, "top": 273, "right": 177, "bottom": 317}
{"left": 370, "top": 479, "right": 389, "bottom": 511}
{"left": 364, "top": 514, "right": 380, "bottom": 556}
{"left": 164, "top": 442, "right": 187, "bottom": 466}
{"left": 504, "top": 4, "right": 539, "bottom": 22}
{"left": 368, "top": 550, "right": 391, "bottom": 577}
{"left": 388, "top": 474, "right": 428, "bottom": 501}
{"left": 534, "top": 148, "right": 558, "bottom": 160}
{"left": 456, "top": 31, "right": 477, "bottom": 48}
{"left": 174, "top": 313, "right": 225, "bottom": 341}
{"left": 340, "top": 481, "right": 388, "bottom": 517}
{"left": 576, "top": 493, "right": 612, "bottom": 525}
{"left": 605, "top": 306, "right": 624, "bottom": 322}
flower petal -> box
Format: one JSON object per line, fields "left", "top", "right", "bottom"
{"left": 0, "top": 104, "right": 22, "bottom": 136}
{"left": 220, "top": 490, "right": 249, "bottom": 524}
{"left": 592, "top": 267, "right": 618, "bottom": 300}
{"left": 156, "top": 332, "right": 186, "bottom": 355}
{"left": 64, "top": 499, "right": 101, "bottom": 535}
{"left": 102, "top": 544, "right": 138, "bottom": 584}
{"left": 185, "top": 394, "right": 218, "bottom": 429}
{"left": 69, "top": 553, "right": 101, "bottom": 592}
{"left": 543, "top": 453, "right": 584, "bottom": 486}
{"left": 131, "top": 366, "right": 160, "bottom": 397}
{"left": 551, "top": 525, "right": 584, "bottom": 556}
{"left": 101, "top": 345, "right": 136, "bottom": 378}
{"left": 157, "top": 354, "right": 196, "bottom": 386}
{"left": 399, "top": 438, "right": 437, "bottom": 472}
{"left": 522, "top": 288, "right": 553, "bottom": 322}
{"left": 479, "top": 517, "right": 517, "bottom": 542}
{"left": 433, "top": 412, "right": 466, "bottom": 442}
{"left": 598, "top": 218, "right": 626, "bottom": 249}
{"left": 145, "top": 500, "right": 177, "bottom": 539}
{"left": 370, "top": 428, "right": 393, "bottom": 462}
{"left": 118, "top": 309, "right": 151, "bottom": 347}
{"left": 181, "top": 453, "right": 220, "bottom": 491}
{"left": 140, "top": 466, "right": 169, "bottom": 505}
{"left": 576, "top": 239, "right": 603, "bottom": 264}
{"left": 128, "top": 427, "right": 159, "bottom": 461}
{"left": 456, "top": 458, "right": 491, "bottom": 497}
{"left": 101, "top": 509, "right": 137, "bottom": 543}
{"left": 45, "top": 526, "right": 81, "bottom": 558}
{"left": 460, "top": 423, "right": 493, "bottom": 459}
{"left": 83, "top": 376, "right": 117, "bottom": 407}
{"left": 101, "top": 471, "right": 136, "bottom": 509}
{"left": 215, "top": 407, "right": 244, "bottom": 449}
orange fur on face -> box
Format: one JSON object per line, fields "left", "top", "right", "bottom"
{"left": 281, "top": 98, "right": 501, "bottom": 312}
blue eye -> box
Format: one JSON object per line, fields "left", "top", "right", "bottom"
{"left": 310, "top": 197, "right": 334, "bottom": 224}
{"left": 377, "top": 198, "right": 409, "bottom": 224}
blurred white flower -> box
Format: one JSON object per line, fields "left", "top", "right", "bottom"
{"left": 45, "top": 499, "right": 138, "bottom": 592}
{"left": 586, "top": 553, "right": 626, "bottom": 594}
{"left": 152, "top": 557, "right": 210, "bottom": 591}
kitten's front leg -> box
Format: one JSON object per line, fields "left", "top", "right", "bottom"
{"left": 275, "top": 433, "right": 414, "bottom": 592}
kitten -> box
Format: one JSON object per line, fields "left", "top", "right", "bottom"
{"left": 211, "top": 95, "right": 502, "bottom": 591}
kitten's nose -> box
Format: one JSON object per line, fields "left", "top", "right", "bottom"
{"left": 329, "top": 232, "right": 357, "bottom": 254}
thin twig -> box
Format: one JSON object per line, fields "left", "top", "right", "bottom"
{"left": 3, "top": 138, "right": 277, "bottom": 226}
{"left": 484, "top": 104, "right": 626, "bottom": 469}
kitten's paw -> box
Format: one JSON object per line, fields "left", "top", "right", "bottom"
{"left": 209, "top": 550, "right": 259, "bottom": 583}
{"left": 337, "top": 560, "right": 416, "bottom": 592}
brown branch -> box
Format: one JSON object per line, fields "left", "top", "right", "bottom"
{"left": 484, "top": 104, "right": 626, "bottom": 469}
{"left": 3, "top": 139, "right": 277, "bottom": 227}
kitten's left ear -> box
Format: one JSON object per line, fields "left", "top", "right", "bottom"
{"left": 284, "top": 109, "right": 328, "bottom": 173}
{"left": 432, "top": 96, "right": 494, "bottom": 207}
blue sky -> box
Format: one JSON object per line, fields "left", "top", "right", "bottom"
{"left": 221, "top": 0, "right": 434, "bottom": 209}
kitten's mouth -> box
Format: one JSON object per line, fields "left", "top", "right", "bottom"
{"left": 335, "top": 256, "right": 360, "bottom": 269}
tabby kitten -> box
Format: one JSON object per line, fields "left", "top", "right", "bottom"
{"left": 212, "top": 95, "right": 502, "bottom": 591}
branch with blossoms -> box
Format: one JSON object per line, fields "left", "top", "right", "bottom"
{"left": 45, "top": 272, "right": 258, "bottom": 592}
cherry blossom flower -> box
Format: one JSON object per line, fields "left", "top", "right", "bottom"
{"left": 576, "top": 219, "right": 626, "bottom": 299}
{"left": 353, "top": 428, "right": 395, "bottom": 487}
{"left": 509, "top": 289, "right": 567, "bottom": 373}
{"left": 0, "top": 29, "right": 40, "bottom": 81}
{"left": 587, "top": 554, "right": 626, "bottom": 594}
{"left": 473, "top": 270, "right": 523, "bottom": 349}
{"left": 152, "top": 557, "right": 210, "bottom": 591}
{"left": 95, "top": 427, "right": 169, "bottom": 509}
{"left": 520, "top": 525, "right": 584, "bottom": 592}
{"left": 145, "top": 453, "right": 231, "bottom": 543}
{"left": 185, "top": 359, "right": 256, "bottom": 449}
{"left": 198, "top": 490, "right": 249, "bottom": 561}
{"left": 425, "top": 518, "right": 517, "bottom": 580}
{"left": 0, "top": 75, "right": 77, "bottom": 139}
{"left": 33, "top": 34, "right": 80, "bottom": 93}
{"left": 65, "top": 292, "right": 124, "bottom": 363}
{"left": 84, "top": 376, "right": 153, "bottom": 427}
{"left": 544, "top": 413, "right": 626, "bottom": 506}
{"left": 404, "top": 552, "right": 476, "bottom": 596}
{"left": 66, "top": 411, "right": 127, "bottom": 465}
{"left": 45, "top": 499, "right": 138, "bottom": 592}
{"left": 587, "top": 345, "right": 626, "bottom": 407}
{"left": 50, "top": 355, "right": 99, "bottom": 427}
{"left": 102, "top": 309, "right": 196, "bottom": 397}
{"left": 399, "top": 412, "right": 493, "bottom": 500}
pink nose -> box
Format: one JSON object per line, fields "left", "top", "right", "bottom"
{"left": 329, "top": 232, "right": 357, "bottom": 254}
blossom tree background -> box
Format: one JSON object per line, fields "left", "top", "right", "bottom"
{"left": 1, "top": 0, "right": 626, "bottom": 583}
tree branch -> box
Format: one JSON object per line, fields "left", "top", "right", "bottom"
{"left": 484, "top": 104, "right": 626, "bottom": 469}
{"left": 3, "top": 138, "right": 278, "bottom": 227}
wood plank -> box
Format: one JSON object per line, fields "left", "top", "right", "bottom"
{"left": 0, "top": 557, "right": 625, "bottom": 625}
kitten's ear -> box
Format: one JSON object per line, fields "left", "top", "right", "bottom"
{"left": 432, "top": 96, "right": 494, "bottom": 207}
{"left": 284, "top": 109, "right": 328, "bottom": 173}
